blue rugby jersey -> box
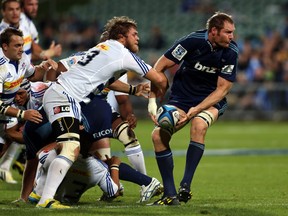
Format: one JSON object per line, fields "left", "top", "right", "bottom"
{"left": 164, "top": 29, "right": 238, "bottom": 104}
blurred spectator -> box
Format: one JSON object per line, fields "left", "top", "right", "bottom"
{"left": 282, "top": 16, "right": 288, "bottom": 38}
{"left": 181, "top": 0, "right": 215, "bottom": 13}
{"left": 144, "top": 26, "right": 166, "bottom": 50}
{"left": 40, "top": 14, "right": 101, "bottom": 54}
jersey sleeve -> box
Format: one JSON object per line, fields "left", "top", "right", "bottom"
{"left": 23, "top": 54, "right": 36, "bottom": 78}
{"left": 164, "top": 35, "right": 196, "bottom": 64}
{"left": 30, "top": 21, "right": 39, "bottom": 43}
{"left": 0, "top": 67, "right": 8, "bottom": 94}
{"left": 219, "top": 41, "right": 239, "bottom": 82}
{"left": 123, "top": 52, "right": 152, "bottom": 77}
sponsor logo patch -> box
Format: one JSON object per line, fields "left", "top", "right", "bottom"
{"left": 194, "top": 62, "right": 217, "bottom": 73}
{"left": 172, "top": 44, "right": 187, "bottom": 61}
{"left": 222, "top": 65, "right": 234, "bottom": 74}
{"left": 67, "top": 57, "right": 78, "bottom": 67}
{"left": 53, "top": 105, "right": 70, "bottom": 114}
{"left": 93, "top": 129, "right": 113, "bottom": 139}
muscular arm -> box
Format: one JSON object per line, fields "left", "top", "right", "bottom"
{"left": 116, "top": 95, "right": 133, "bottom": 120}
{"left": 150, "top": 55, "right": 175, "bottom": 98}
{"left": 45, "top": 62, "right": 67, "bottom": 81}
{"left": 31, "top": 41, "right": 62, "bottom": 61}
{"left": 28, "top": 59, "right": 58, "bottom": 82}
{"left": 115, "top": 94, "right": 137, "bottom": 128}
{"left": 148, "top": 55, "right": 175, "bottom": 117}
{"left": 187, "top": 76, "right": 233, "bottom": 119}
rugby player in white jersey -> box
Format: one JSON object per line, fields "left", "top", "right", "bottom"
{"left": 0, "top": 27, "right": 57, "bottom": 183}
{"left": 0, "top": 0, "right": 62, "bottom": 61}
{"left": 36, "top": 16, "right": 167, "bottom": 208}
{"left": 20, "top": 0, "right": 62, "bottom": 61}
{"left": 0, "top": 0, "right": 61, "bottom": 182}
{"left": 46, "top": 50, "right": 147, "bottom": 175}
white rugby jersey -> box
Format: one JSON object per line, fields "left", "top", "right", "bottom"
{"left": 57, "top": 40, "right": 151, "bottom": 104}
{"left": 20, "top": 12, "right": 39, "bottom": 44}
{"left": 0, "top": 13, "right": 38, "bottom": 60}
{"left": 0, "top": 49, "right": 35, "bottom": 105}
{"left": 23, "top": 81, "right": 52, "bottom": 110}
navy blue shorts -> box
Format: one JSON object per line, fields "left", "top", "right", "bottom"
{"left": 168, "top": 97, "right": 228, "bottom": 117}
{"left": 81, "top": 96, "right": 113, "bottom": 141}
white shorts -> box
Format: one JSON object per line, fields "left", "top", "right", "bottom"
{"left": 43, "top": 83, "right": 82, "bottom": 123}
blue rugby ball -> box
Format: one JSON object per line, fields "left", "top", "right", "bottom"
{"left": 156, "top": 105, "right": 180, "bottom": 131}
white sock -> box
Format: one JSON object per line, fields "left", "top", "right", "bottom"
{"left": 0, "top": 142, "right": 21, "bottom": 171}
{"left": 38, "top": 157, "right": 72, "bottom": 204}
{"left": 34, "top": 149, "right": 57, "bottom": 196}
{"left": 125, "top": 145, "right": 146, "bottom": 175}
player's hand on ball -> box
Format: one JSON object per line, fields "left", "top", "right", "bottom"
{"left": 176, "top": 110, "right": 189, "bottom": 126}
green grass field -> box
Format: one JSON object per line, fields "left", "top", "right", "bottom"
{"left": 1, "top": 120, "right": 287, "bottom": 216}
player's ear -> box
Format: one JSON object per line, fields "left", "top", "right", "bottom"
{"left": 211, "top": 27, "right": 217, "bottom": 36}
{"left": 2, "top": 43, "right": 8, "bottom": 51}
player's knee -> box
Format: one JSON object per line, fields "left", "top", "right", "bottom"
{"left": 151, "top": 127, "right": 171, "bottom": 143}
{"left": 113, "top": 121, "right": 139, "bottom": 148}
{"left": 57, "top": 133, "right": 80, "bottom": 162}
{"left": 191, "top": 120, "right": 209, "bottom": 139}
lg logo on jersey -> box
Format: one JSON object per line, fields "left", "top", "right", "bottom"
{"left": 53, "top": 105, "right": 71, "bottom": 114}
{"left": 194, "top": 62, "right": 217, "bottom": 73}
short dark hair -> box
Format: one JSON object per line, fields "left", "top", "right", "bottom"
{"left": 0, "top": 27, "right": 23, "bottom": 47}
{"left": 206, "top": 12, "right": 234, "bottom": 32}
{"left": 104, "top": 16, "right": 137, "bottom": 40}
{"left": 1, "top": 0, "right": 20, "bottom": 10}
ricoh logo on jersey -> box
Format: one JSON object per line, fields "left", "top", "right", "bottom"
{"left": 93, "top": 129, "right": 113, "bottom": 139}
{"left": 194, "top": 62, "right": 217, "bottom": 73}
{"left": 53, "top": 105, "right": 70, "bottom": 114}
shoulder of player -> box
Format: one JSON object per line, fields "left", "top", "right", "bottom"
{"left": 20, "top": 12, "right": 33, "bottom": 25}
{"left": 173, "top": 30, "right": 207, "bottom": 49}
{"left": 0, "top": 22, "right": 9, "bottom": 33}
{"left": 0, "top": 51, "right": 8, "bottom": 66}
{"left": 227, "top": 40, "right": 239, "bottom": 55}
{"left": 182, "top": 29, "right": 207, "bottom": 42}
{"left": 20, "top": 52, "right": 32, "bottom": 64}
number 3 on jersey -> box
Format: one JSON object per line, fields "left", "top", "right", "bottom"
{"left": 78, "top": 50, "right": 100, "bottom": 66}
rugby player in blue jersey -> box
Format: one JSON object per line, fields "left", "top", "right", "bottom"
{"left": 148, "top": 12, "right": 238, "bottom": 205}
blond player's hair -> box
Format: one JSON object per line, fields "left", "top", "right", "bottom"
{"left": 104, "top": 16, "right": 137, "bottom": 40}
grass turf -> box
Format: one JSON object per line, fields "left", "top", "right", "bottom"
{"left": 0, "top": 120, "right": 287, "bottom": 215}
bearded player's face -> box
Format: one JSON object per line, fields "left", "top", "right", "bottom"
{"left": 124, "top": 27, "right": 139, "bottom": 53}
